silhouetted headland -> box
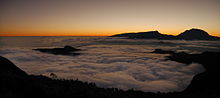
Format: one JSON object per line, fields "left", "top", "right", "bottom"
{"left": 152, "top": 49, "right": 220, "bottom": 95}
{"left": 1, "top": 49, "right": 220, "bottom": 97}
{"left": 151, "top": 49, "right": 175, "bottom": 54}
{"left": 0, "top": 56, "right": 27, "bottom": 76}
{"left": 111, "top": 28, "right": 220, "bottom": 40}
{"left": 33, "top": 45, "right": 81, "bottom": 56}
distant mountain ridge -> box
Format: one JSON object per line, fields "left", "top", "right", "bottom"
{"left": 177, "top": 28, "right": 218, "bottom": 40}
{"left": 111, "top": 28, "right": 220, "bottom": 40}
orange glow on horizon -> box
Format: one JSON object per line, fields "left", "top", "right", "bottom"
{"left": 1, "top": 30, "right": 220, "bottom": 37}
{"left": 0, "top": 31, "right": 113, "bottom": 36}
{"left": 1, "top": 0, "right": 220, "bottom": 37}
{"left": 0, "top": 32, "right": 109, "bottom": 36}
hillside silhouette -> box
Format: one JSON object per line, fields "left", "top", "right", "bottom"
{"left": 152, "top": 49, "right": 220, "bottom": 95}
{"left": 111, "top": 28, "right": 220, "bottom": 40}
{"left": 1, "top": 49, "right": 220, "bottom": 98}
{"left": 111, "top": 31, "right": 176, "bottom": 40}
{"left": 33, "top": 45, "right": 81, "bottom": 56}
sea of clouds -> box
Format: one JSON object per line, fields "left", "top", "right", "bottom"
{"left": 1, "top": 37, "right": 220, "bottom": 92}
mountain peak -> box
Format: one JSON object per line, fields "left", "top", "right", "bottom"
{"left": 111, "top": 28, "right": 220, "bottom": 40}
{"left": 177, "top": 28, "right": 211, "bottom": 39}
{"left": 139, "top": 30, "right": 161, "bottom": 35}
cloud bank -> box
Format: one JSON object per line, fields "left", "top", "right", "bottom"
{"left": 1, "top": 37, "right": 219, "bottom": 92}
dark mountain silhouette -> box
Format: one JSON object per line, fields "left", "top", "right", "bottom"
{"left": 1, "top": 49, "right": 220, "bottom": 98}
{"left": 177, "top": 28, "right": 219, "bottom": 40}
{"left": 111, "top": 28, "right": 220, "bottom": 40}
{"left": 111, "top": 31, "right": 176, "bottom": 39}
{"left": 33, "top": 45, "right": 81, "bottom": 56}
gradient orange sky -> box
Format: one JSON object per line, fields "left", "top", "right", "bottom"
{"left": 1, "top": 0, "right": 220, "bottom": 36}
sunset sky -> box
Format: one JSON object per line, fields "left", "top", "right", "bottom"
{"left": 0, "top": 0, "right": 220, "bottom": 36}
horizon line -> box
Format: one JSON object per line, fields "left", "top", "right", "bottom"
{"left": 1, "top": 29, "right": 220, "bottom": 37}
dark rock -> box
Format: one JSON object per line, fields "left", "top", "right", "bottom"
{"left": 151, "top": 49, "right": 195, "bottom": 64}
{"left": 167, "top": 51, "right": 220, "bottom": 72}
{"left": 0, "top": 56, "right": 27, "bottom": 76}
{"left": 152, "top": 48, "right": 220, "bottom": 72}
{"left": 151, "top": 49, "right": 220, "bottom": 94}
{"left": 175, "top": 52, "right": 220, "bottom": 94}
{"left": 151, "top": 49, "right": 175, "bottom": 54}
{"left": 185, "top": 71, "right": 220, "bottom": 92}
{"left": 33, "top": 45, "right": 80, "bottom": 56}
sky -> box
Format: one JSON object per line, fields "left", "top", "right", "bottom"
{"left": 0, "top": 0, "right": 220, "bottom": 36}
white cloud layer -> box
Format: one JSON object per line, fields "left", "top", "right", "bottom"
{"left": 1, "top": 37, "right": 219, "bottom": 92}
